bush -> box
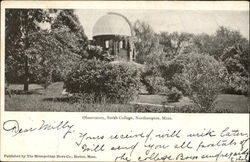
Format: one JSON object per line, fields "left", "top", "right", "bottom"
{"left": 223, "top": 73, "right": 248, "bottom": 95}
{"left": 220, "top": 44, "right": 248, "bottom": 95}
{"left": 64, "top": 59, "right": 106, "bottom": 94}
{"left": 167, "top": 87, "right": 182, "bottom": 102}
{"left": 143, "top": 76, "right": 166, "bottom": 94}
{"left": 159, "top": 60, "right": 189, "bottom": 95}
{"left": 64, "top": 60, "right": 141, "bottom": 104}
{"left": 166, "top": 53, "right": 227, "bottom": 112}
{"left": 141, "top": 66, "right": 168, "bottom": 94}
{"left": 102, "top": 62, "right": 141, "bottom": 103}
{"left": 86, "top": 45, "right": 114, "bottom": 61}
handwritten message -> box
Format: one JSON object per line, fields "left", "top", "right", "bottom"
{"left": 1, "top": 114, "right": 249, "bottom": 162}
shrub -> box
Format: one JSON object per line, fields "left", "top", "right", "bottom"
{"left": 160, "top": 53, "right": 227, "bottom": 112}
{"left": 159, "top": 60, "right": 189, "bottom": 95}
{"left": 143, "top": 76, "right": 166, "bottom": 94}
{"left": 141, "top": 66, "right": 167, "bottom": 94}
{"left": 86, "top": 45, "right": 114, "bottom": 61}
{"left": 223, "top": 72, "right": 248, "bottom": 95}
{"left": 64, "top": 59, "right": 106, "bottom": 94}
{"left": 64, "top": 60, "right": 141, "bottom": 104}
{"left": 220, "top": 44, "right": 248, "bottom": 95}
{"left": 102, "top": 62, "right": 141, "bottom": 103}
{"left": 167, "top": 87, "right": 182, "bottom": 102}
{"left": 172, "top": 53, "right": 227, "bottom": 112}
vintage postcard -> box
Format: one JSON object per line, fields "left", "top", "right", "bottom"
{"left": 1, "top": 1, "right": 249, "bottom": 162}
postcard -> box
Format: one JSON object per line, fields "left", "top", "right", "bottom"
{"left": 1, "top": 1, "right": 249, "bottom": 162}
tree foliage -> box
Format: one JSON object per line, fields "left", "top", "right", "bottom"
{"left": 28, "top": 9, "right": 88, "bottom": 88}
{"left": 143, "top": 26, "right": 249, "bottom": 96}
{"left": 159, "top": 32, "right": 193, "bottom": 59}
{"left": 5, "top": 9, "right": 88, "bottom": 89}
{"left": 5, "top": 9, "right": 51, "bottom": 90}
{"left": 86, "top": 45, "right": 114, "bottom": 61}
{"left": 133, "top": 20, "right": 161, "bottom": 64}
{"left": 191, "top": 26, "right": 249, "bottom": 94}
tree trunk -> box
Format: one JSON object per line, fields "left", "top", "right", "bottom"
{"left": 44, "top": 71, "right": 53, "bottom": 89}
{"left": 24, "top": 55, "right": 29, "bottom": 91}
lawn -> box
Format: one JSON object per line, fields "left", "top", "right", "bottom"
{"left": 5, "top": 82, "right": 249, "bottom": 113}
{"left": 136, "top": 93, "right": 249, "bottom": 113}
{"left": 5, "top": 82, "right": 136, "bottom": 112}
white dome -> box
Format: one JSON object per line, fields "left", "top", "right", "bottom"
{"left": 93, "top": 13, "right": 132, "bottom": 37}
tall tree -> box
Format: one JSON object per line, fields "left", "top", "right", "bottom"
{"left": 133, "top": 20, "right": 160, "bottom": 64}
{"left": 25, "top": 9, "right": 89, "bottom": 88}
{"left": 51, "top": 9, "right": 88, "bottom": 58}
{"left": 5, "top": 9, "right": 89, "bottom": 90}
{"left": 5, "top": 9, "right": 51, "bottom": 91}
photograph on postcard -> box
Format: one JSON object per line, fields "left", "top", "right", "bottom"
{"left": 1, "top": 1, "right": 249, "bottom": 162}
{"left": 4, "top": 7, "right": 249, "bottom": 113}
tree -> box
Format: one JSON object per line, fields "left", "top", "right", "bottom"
{"left": 141, "top": 32, "right": 193, "bottom": 94}
{"left": 51, "top": 9, "right": 88, "bottom": 58}
{"left": 191, "top": 33, "right": 213, "bottom": 55}
{"left": 212, "top": 26, "right": 246, "bottom": 60}
{"left": 5, "top": 9, "right": 89, "bottom": 89}
{"left": 26, "top": 30, "right": 80, "bottom": 88}
{"left": 133, "top": 20, "right": 160, "bottom": 64}
{"left": 26, "top": 9, "right": 89, "bottom": 88}
{"left": 220, "top": 43, "right": 249, "bottom": 94}
{"left": 191, "top": 26, "right": 248, "bottom": 58}
{"left": 5, "top": 9, "right": 52, "bottom": 91}
{"left": 159, "top": 32, "right": 193, "bottom": 60}
{"left": 191, "top": 26, "right": 249, "bottom": 94}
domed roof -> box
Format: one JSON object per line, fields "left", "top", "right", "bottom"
{"left": 93, "top": 12, "right": 132, "bottom": 37}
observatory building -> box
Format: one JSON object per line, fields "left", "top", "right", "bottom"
{"left": 92, "top": 12, "right": 136, "bottom": 61}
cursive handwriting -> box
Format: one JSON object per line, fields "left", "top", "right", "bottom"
{"left": 3, "top": 120, "right": 36, "bottom": 137}
{"left": 2, "top": 119, "right": 249, "bottom": 162}
{"left": 138, "top": 152, "right": 174, "bottom": 162}
{"left": 3, "top": 120, "right": 74, "bottom": 138}
{"left": 220, "top": 127, "right": 249, "bottom": 137}
{"left": 196, "top": 139, "right": 237, "bottom": 151}
{"left": 187, "top": 128, "right": 216, "bottom": 138}
{"left": 109, "top": 129, "right": 154, "bottom": 143}
{"left": 111, "top": 142, "right": 139, "bottom": 157}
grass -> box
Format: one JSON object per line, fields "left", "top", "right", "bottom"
{"left": 136, "top": 95, "right": 192, "bottom": 107}
{"left": 5, "top": 82, "right": 135, "bottom": 112}
{"left": 215, "top": 94, "right": 249, "bottom": 113}
{"left": 5, "top": 82, "right": 249, "bottom": 113}
{"left": 136, "top": 93, "right": 249, "bottom": 113}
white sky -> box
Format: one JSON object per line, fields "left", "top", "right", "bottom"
{"left": 75, "top": 9, "right": 249, "bottom": 40}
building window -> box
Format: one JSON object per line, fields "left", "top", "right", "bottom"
{"left": 119, "top": 41, "right": 123, "bottom": 49}
{"left": 105, "top": 40, "right": 109, "bottom": 48}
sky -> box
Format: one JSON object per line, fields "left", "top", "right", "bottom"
{"left": 75, "top": 9, "right": 249, "bottom": 40}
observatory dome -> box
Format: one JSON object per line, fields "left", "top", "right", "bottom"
{"left": 92, "top": 12, "right": 132, "bottom": 37}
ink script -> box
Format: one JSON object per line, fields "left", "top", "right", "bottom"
{"left": 2, "top": 115, "right": 249, "bottom": 162}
